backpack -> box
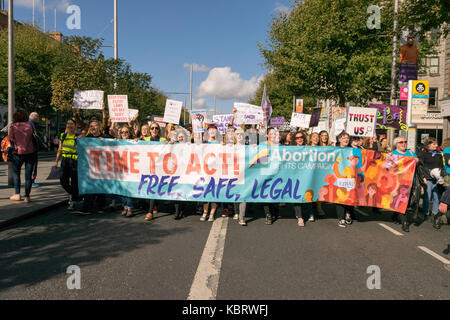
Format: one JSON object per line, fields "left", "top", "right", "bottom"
{"left": 1, "top": 135, "right": 14, "bottom": 162}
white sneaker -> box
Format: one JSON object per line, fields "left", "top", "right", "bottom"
{"left": 233, "top": 214, "right": 239, "bottom": 220}
{"left": 200, "top": 213, "right": 207, "bottom": 221}
{"left": 208, "top": 214, "right": 215, "bottom": 222}
{"left": 308, "top": 216, "right": 315, "bottom": 222}
{"left": 345, "top": 213, "right": 352, "bottom": 225}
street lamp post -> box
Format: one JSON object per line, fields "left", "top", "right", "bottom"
{"left": 389, "top": 0, "right": 399, "bottom": 145}
{"left": 113, "top": 0, "right": 118, "bottom": 90}
{"left": 7, "top": 0, "right": 14, "bottom": 186}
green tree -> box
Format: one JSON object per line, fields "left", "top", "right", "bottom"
{"left": 258, "top": 0, "right": 443, "bottom": 108}
{"left": 0, "top": 24, "right": 62, "bottom": 116}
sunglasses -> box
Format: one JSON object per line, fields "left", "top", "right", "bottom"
{"left": 150, "top": 127, "right": 159, "bottom": 130}
{"left": 121, "top": 131, "right": 130, "bottom": 134}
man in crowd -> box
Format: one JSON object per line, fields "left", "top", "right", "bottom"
{"left": 28, "top": 112, "right": 40, "bottom": 187}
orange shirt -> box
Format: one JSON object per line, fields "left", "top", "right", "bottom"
{"left": 400, "top": 44, "right": 419, "bottom": 63}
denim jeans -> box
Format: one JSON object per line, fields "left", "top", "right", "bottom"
{"left": 122, "top": 196, "right": 134, "bottom": 209}
{"left": 12, "top": 153, "right": 37, "bottom": 197}
{"left": 423, "top": 180, "right": 440, "bottom": 215}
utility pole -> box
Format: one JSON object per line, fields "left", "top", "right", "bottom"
{"left": 43, "top": 0, "right": 45, "bottom": 33}
{"left": 8, "top": 0, "right": 14, "bottom": 186}
{"left": 189, "top": 64, "right": 193, "bottom": 119}
{"left": 113, "top": 0, "right": 118, "bottom": 90}
{"left": 389, "top": 0, "right": 399, "bottom": 144}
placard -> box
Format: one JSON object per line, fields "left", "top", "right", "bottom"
{"left": 309, "top": 108, "right": 322, "bottom": 127}
{"left": 270, "top": 117, "right": 285, "bottom": 127}
{"left": 369, "top": 104, "right": 408, "bottom": 131}
{"left": 290, "top": 113, "right": 311, "bottom": 128}
{"left": 192, "top": 109, "right": 207, "bottom": 133}
{"left": 163, "top": 99, "right": 183, "bottom": 125}
{"left": 295, "top": 99, "right": 304, "bottom": 113}
{"left": 213, "top": 114, "right": 238, "bottom": 134}
{"left": 152, "top": 116, "right": 166, "bottom": 128}
{"left": 234, "top": 103, "right": 264, "bottom": 125}
{"left": 108, "top": 95, "right": 129, "bottom": 123}
{"left": 345, "top": 107, "right": 377, "bottom": 137}
{"left": 73, "top": 90, "right": 104, "bottom": 110}
{"left": 128, "top": 109, "right": 139, "bottom": 121}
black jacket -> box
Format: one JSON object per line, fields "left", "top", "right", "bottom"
{"left": 418, "top": 149, "right": 444, "bottom": 179}
{"left": 441, "top": 188, "right": 450, "bottom": 206}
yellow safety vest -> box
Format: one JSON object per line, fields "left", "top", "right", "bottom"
{"left": 143, "top": 136, "right": 165, "bottom": 142}
{"left": 61, "top": 133, "right": 78, "bottom": 160}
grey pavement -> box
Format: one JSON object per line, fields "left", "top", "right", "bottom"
{"left": 0, "top": 153, "right": 68, "bottom": 228}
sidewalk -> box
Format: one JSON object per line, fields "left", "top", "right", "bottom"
{"left": 0, "top": 153, "right": 68, "bottom": 229}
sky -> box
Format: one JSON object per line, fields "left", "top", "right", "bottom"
{"left": 7, "top": 0, "right": 292, "bottom": 115}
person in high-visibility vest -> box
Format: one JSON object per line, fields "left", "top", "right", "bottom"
{"left": 54, "top": 119, "right": 80, "bottom": 210}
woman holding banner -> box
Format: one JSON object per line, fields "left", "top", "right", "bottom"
{"left": 319, "top": 130, "right": 333, "bottom": 146}
{"left": 76, "top": 119, "right": 113, "bottom": 215}
{"left": 335, "top": 131, "right": 354, "bottom": 228}
{"left": 260, "top": 127, "right": 281, "bottom": 225}
{"left": 292, "top": 130, "right": 314, "bottom": 226}
{"left": 200, "top": 123, "right": 220, "bottom": 222}
{"left": 116, "top": 125, "right": 137, "bottom": 217}
{"left": 391, "top": 136, "right": 423, "bottom": 232}
{"left": 144, "top": 122, "right": 166, "bottom": 221}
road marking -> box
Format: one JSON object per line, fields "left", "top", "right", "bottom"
{"left": 188, "top": 217, "right": 228, "bottom": 300}
{"left": 417, "top": 246, "right": 450, "bottom": 265}
{"left": 378, "top": 223, "right": 404, "bottom": 236}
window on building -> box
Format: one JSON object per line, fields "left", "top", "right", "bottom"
{"left": 429, "top": 88, "right": 438, "bottom": 109}
{"left": 429, "top": 57, "right": 439, "bottom": 75}
{"left": 418, "top": 57, "right": 427, "bottom": 75}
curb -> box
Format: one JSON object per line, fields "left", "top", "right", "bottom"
{"left": 0, "top": 200, "right": 68, "bottom": 230}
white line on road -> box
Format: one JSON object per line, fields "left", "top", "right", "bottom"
{"left": 378, "top": 223, "right": 404, "bottom": 236}
{"left": 188, "top": 217, "right": 229, "bottom": 300}
{"left": 417, "top": 246, "right": 450, "bottom": 265}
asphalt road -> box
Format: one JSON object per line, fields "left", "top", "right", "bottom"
{"left": 0, "top": 202, "right": 449, "bottom": 300}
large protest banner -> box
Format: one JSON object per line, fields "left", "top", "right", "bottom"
{"left": 108, "top": 95, "right": 129, "bottom": 123}
{"left": 345, "top": 107, "right": 377, "bottom": 137}
{"left": 78, "top": 139, "right": 416, "bottom": 213}
{"left": 369, "top": 104, "right": 408, "bottom": 131}
{"left": 73, "top": 90, "right": 104, "bottom": 110}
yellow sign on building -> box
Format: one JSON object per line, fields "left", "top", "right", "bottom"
{"left": 412, "top": 80, "right": 429, "bottom": 98}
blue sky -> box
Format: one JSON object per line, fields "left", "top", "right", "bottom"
{"left": 8, "top": 0, "right": 291, "bottom": 114}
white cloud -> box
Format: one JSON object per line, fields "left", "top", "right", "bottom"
{"left": 184, "top": 63, "right": 210, "bottom": 72}
{"left": 197, "top": 67, "right": 263, "bottom": 101}
{"left": 192, "top": 98, "right": 207, "bottom": 109}
{"left": 274, "top": 2, "right": 291, "bottom": 14}
{"left": 15, "top": 0, "right": 70, "bottom": 12}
